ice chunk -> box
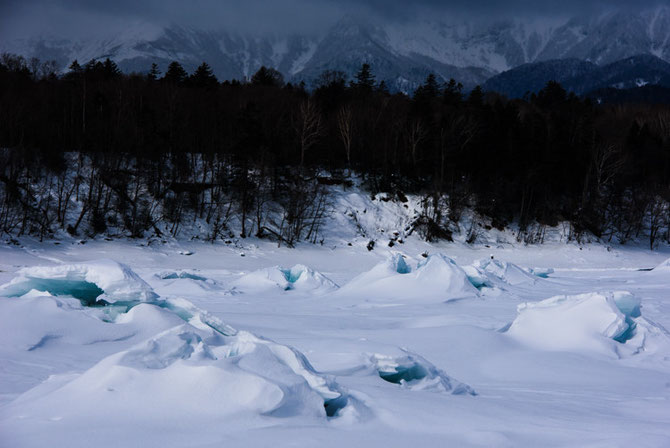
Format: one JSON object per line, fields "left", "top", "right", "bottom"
{"left": 156, "top": 270, "right": 208, "bottom": 282}
{"left": 369, "top": 353, "right": 475, "bottom": 395}
{"left": 462, "top": 265, "right": 492, "bottom": 289}
{"left": 337, "top": 253, "right": 478, "bottom": 303}
{"left": 474, "top": 259, "right": 538, "bottom": 286}
{"left": 19, "top": 289, "right": 54, "bottom": 298}
{"left": 232, "top": 264, "right": 338, "bottom": 294}
{"left": 506, "top": 291, "right": 640, "bottom": 355}
{"left": 0, "top": 260, "right": 158, "bottom": 304}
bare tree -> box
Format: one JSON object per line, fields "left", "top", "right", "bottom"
{"left": 407, "top": 119, "right": 427, "bottom": 167}
{"left": 337, "top": 105, "right": 353, "bottom": 165}
{"left": 592, "top": 143, "right": 624, "bottom": 196}
{"left": 648, "top": 196, "right": 667, "bottom": 250}
{"left": 295, "top": 99, "right": 323, "bottom": 166}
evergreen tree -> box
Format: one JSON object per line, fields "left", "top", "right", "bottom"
{"left": 84, "top": 59, "right": 101, "bottom": 73}
{"left": 164, "top": 61, "right": 188, "bottom": 84}
{"left": 376, "top": 80, "right": 389, "bottom": 95}
{"left": 443, "top": 78, "right": 463, "bottom": 105}
{"left": 251, "top": 66, "right": 284, "bottom": 87}
{"left": 68, "top": 59, "right": 82, "bottom": 74}
{"left": 147, "top": 63, "right": 161, "bottom": 81}
{"left": 351, "top": 63, "right": 375, "bottom": 91}
{"left": 414, "top": 73, "right": 440, "bottom": 101}
{"left": 190, "top": 62, "right": 218, "bottom": 88}
{"left": 468, "top": 85, "right": 484, "bottom": 107}
{"left": 102, "top": 58, "right": 121, "bottom": 78}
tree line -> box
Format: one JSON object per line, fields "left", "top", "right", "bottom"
{"left": 1, "top": 53, "right": 670, "bottom": 248}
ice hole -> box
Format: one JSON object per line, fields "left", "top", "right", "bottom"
{"left": 391, "top": 254, "right": 412, "bottom": 274}
{"left": 6, "top": 278, "right": 105, "bottom": 305}
{"left": 612, "top": 293, "right": 641, "bottom": 343}
{"left": 378, "top": 362, "right": 429, "bottom": 384}
{"left": 323, "top": 395, "right": 348, "bottom": 417}
{"left": 281, "top": 268, "right": 303, "bottom": 284}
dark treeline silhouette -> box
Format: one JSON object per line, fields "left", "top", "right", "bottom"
{"left": 1, "top": 53, "right": 670, "bottom": 248}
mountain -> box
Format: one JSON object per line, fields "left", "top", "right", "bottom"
{"left": 564, "top": 54, "right": 670, "bottom": 93}
{"left": 290, "top": 15, "right": 494, "bottom": 91}
{"left": 586, "top": 85, "right": 670, "bottom": 105}
{"left": 482, "top": 59, "right": 597, "bottom": 98}
{"left": 2, "top": 6, "right": 670, "bottom": 92}
{"left": 484, "top": 54, "right": 670, "bottom": 98}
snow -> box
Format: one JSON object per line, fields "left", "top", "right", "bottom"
{"left": 653, "top": 256, "right": 670, "bottom": 270}
{"left": 474, "top": 258, "right": 539, "bottom": 286}
{"left": 336, "top": 253, "right": 478, "bottom": 303}
{"left": 232, "top": 264, "right": 338, "bottom": 294}
{"left": 505, "top": 291, "right": 669, "bottom": 358}
{"left": 1, "top": 232, "right": 670, "bottom": 447}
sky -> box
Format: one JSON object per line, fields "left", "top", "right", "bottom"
{"left": 0, "top": 0, "right": 665, "bottom": 40}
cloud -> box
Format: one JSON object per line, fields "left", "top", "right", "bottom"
{"left": 1, "top": 0, "right": 666, "bottom": 41}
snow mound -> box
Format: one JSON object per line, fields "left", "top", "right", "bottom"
{"left": 0, "top": 260, "right": 158, "bottom": 304}
{"left": 474, "top": 259, "right": 538, "bottom": 286}
{"left": 506, "top": 291, "right": 668, "bottom": 356}
{"left": 369, "top": 353, "right": 475, "bottom": 395}
{"left": 652, "top": 257, "right": 670, "bottom": 271}
{"left": 232, "top": 264, "right": 338, "bottom": 294}
{"left": 338, "top": 253, "right": 478, "bottom": 302}
{"left": 5, "top": 322, "right": 353, "bottom": 425}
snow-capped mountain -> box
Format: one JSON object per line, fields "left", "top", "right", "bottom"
{"left": 2, "top": 6, "right": 670, "bottom": 92}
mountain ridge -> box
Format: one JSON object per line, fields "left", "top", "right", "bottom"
{"left": 2, "top": 6, "right": 670, "bottom": 92}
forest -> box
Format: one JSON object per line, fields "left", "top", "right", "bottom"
{"left": 1, "top": 53, "right": 670, "bottom": 248}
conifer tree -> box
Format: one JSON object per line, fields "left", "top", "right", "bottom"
{"left": 147, "top": 63, "right": 161, "bottom": 81}
{"left": 191, "top": 62, "right": 218, "bottom": 88}
{"left": 352, "top": 63, "right": 375, "bottom": 91}
{"left": 164, "top": 61, "right": 188, "bottom": 84}
{"left": 68, "top": 59, "right": 82, "bottom": 74}
{"left": 251, "top": 66, "right": 284, "bottom": 87}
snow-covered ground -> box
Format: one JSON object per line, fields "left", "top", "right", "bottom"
{"left": 1, "top": 235, "right": 670, "bottom": 447}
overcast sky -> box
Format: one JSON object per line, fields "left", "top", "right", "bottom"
{"left": 1, "top": 0, "right": 665, "bottom": 40}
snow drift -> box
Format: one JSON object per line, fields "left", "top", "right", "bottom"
{"left": 2, "top": 320, "right": 353, "bottom": 428}
{"left": 0, "top": 260, "right": 158, "bottom": 304}
{"left": 337, "top": 253, "right": 478, "bottom": 302}
{"left": 232, "top": 264, "right": 338, "bottom": 294}
{"left": 506, "top": 291, "right": 668, "bottom": 357}
{"left": 652, "top": 257, "right": 670, "bottom": 271}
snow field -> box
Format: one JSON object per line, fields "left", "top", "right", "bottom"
{"left": 1, "top": 238, "right": 670, "bottom": 447}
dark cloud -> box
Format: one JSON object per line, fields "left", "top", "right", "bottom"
{"left": 0, "top": 0, "right": 666, "bottom": 40}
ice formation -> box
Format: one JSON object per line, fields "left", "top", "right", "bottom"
{"left": 505, "top": 291, "right": 668, "bottom": 356}
{"left": 0, "top": 260, "right": 158, "bottom": 304}
{"left": 232, "top": 264, "right": 338, "bottom": 294}
{"left": 369, "top": 353, "right": 475, "bottom": 395}
{"left": 156, "top": 270, "right": 209, "bottom": 282}
{"left": 338, "top": 253, "right": 478, "bottom": 302}
{"left": 474, "top": 258, "right": 539, "bottom": 286}
{"left": 3, "top": 320, "right": 352, "bottom": 424}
